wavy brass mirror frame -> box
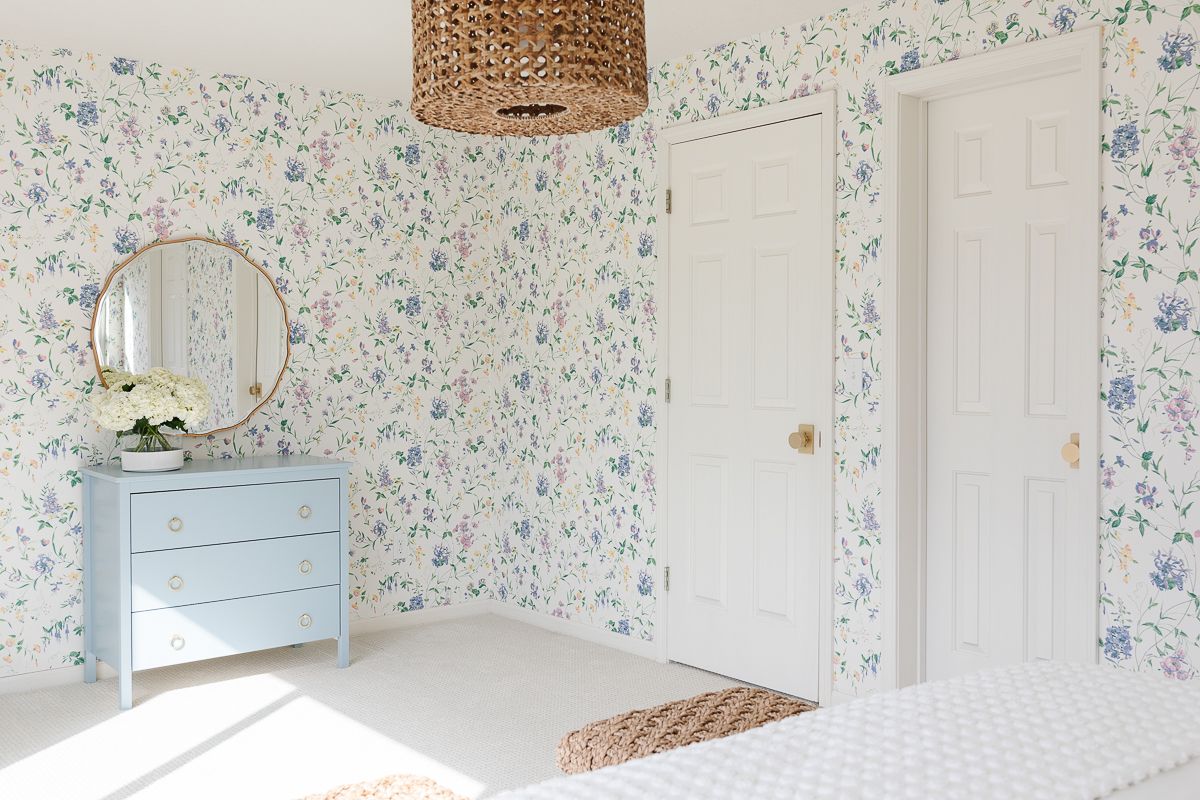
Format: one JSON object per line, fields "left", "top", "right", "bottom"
{"left": 89, "top": 235, "right": 292, "bottom": 438}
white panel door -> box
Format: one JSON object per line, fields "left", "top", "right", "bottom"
{"left": 925, "top": 72, "right": 1094, "bottom": 680}
{"left": 666, "top": 114, "right": 828, "bottom": 699}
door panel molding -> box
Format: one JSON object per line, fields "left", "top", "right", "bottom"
{"left": 880, "top": 27, "right": 1102, "bottom": 691}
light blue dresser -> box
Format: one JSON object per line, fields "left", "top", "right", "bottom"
{"left": 82, "top": 456, "right": 351, "bottom": 709}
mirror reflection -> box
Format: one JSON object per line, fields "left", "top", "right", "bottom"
{"left": 92, "top": 239, "right": 288, "bottom": 435}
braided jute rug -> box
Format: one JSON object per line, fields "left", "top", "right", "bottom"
{"left": 556, "top": 686, "right": 817, "bottom": 775}
{"left": 303, "top": 773, "right": 467, "bottom": 800}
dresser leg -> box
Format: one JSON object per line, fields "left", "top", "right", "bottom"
{"left": 84, "top": 652, "right": 97, "bottom": 684}
{"left": 119, "top": 670, "right": 133, "bottom": 710}
{"left": 337, "top": 636, "right": 349, "bottom": 668}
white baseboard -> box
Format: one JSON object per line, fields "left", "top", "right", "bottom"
{"left": 0, "top": 661, "right": 118, "bottom": 695}
{"left": 490, "top": 602, "right": 658, "bottom": 660}
{"left": 1, "top": 599, "right": 655, "bottom": 695}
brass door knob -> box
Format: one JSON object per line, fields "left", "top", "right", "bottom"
{"left": 1061, "top": 433, "right": 1080, "bottom": 469}
{"left": 788, "top": 424, "right": 816, "bottom": 455}
{"left": 298, "top": 505, "right": 313, "bottom": 520}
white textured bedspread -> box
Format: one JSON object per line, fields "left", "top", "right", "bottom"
{"left": 500, "top": 662, "right": 1200, "bottom": 799}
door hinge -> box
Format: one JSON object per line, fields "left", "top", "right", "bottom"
{"left": 664, "top": 377, "right": 672, "bottom": 403}
{"left": 665, "top": 188, "right": 672, "bottom": 214}
{"left": 664, "top": 566, "right": 671, "bottom": 592}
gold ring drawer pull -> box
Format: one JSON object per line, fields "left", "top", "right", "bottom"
{"left": 167, "top": 517, "right": 184, "bottom": 533}
{"left": 298, "top": 613, "right": 313, "bottom": 629}
{"left": 298, "top": 505, "right": 313, "bottom": 520}
{"left": 170, "top": 634, "right": 186, "bottom": 651}
{"left": 298, "top": 560, "right": 313, "bottom": 576}
{"left": 167, "top": 575, "right": 185, "bottom": 592}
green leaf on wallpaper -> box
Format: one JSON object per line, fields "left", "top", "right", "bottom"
{"left": 1145, "top": 194, "right": 1158, "bottom": 212}
{"left": 1174, "top": 531, "right": 1194, "bottom": 545}
{"left": 1178, "top": 269, "right": 1198, "bottom": 283}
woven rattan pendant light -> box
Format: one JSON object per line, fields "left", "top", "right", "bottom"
{"left": 411, "top": 1, "right": 648, "bottom": 136}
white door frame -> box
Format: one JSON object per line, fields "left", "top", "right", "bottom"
{"left": 654, "top": 92, "right": 837, "bottom": 706}
{"left": 880, "top": 27, "right": 1103, "bottom": 691}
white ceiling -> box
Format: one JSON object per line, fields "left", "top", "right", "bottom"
{"left": 4, "top": 1, "right": 840, "bottom": 101}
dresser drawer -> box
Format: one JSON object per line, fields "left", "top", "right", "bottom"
{"left": 131, "top": 532, "right": 340, "bottom": 612}
{"left": 131, "top": 585, "right": 339, "bottom": 671}
{"left": 130, "top": 479, "right": 340, "bottom": 552}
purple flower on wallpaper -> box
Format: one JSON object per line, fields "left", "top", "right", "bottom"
{"left": 535, "top": 169, "right": 549, "bottom": 192}
{"left": 33, "top": 554, "right": 55, "bottom": 575}
{"left": 78, "top": 282, "right": 99, "bottom": 313}
{"left": 37, "top": 302, "right": 57, "bottom": 331}
{"left": 112, "top": 226, "right": 139, "bottom": 255}
{"left": 637, "top": 232, "right": 654, "bottom": 258}
{"left": 617, "top": 287, "right": 631, "bottom": 312}
{"left": 34, "top": 118, "right": 54, "bottom": 145}
{"left": 1159, "top": 31, "right": 1196, "bottom": 72}
{"left": 536, "top": 475, "right": 550, "bottom": 496}
{"left": 409, "top": 594, "right": 425, "bottom": 610}
{"left": 431, "top": 398, "right": 448, "bottom": 420}
{"left": 1110, "top": 123, "right": 1140, "bottom": 160}
{"left": 1139, "top": 225, "right": 1163, "bottom": 253}
{"left": 637, "top": 571, "right": 654, "bottom": 596}
{"left": 374, "top": 157, "right": 391, "bottom": 181}
{"left": 861, "top": 501, "right": 880, "bottom": 532}
{"left": 1052, "top": 5, "right": 1077, "bottom": 33}
{"left": 1136, "top": 481, "right": 1159, "bottom": 508}
{"left": 406, "top": 445, "right": 423, "bottom": 467}
{"left": 1104, "top": 625, "right": 1133, "bottom": 661}
{"left": 404, "top": 295, "right": 422, "bottom": 317}
{"left": 213, "top": 115, "right": 231, "bottom": 134}
{"left": 1155, "top": 292, "right": 1192, "bottom": 332}
{"left": 284, "top": 157, "right": 306, "bottom": 182}
{"left": 1106, "top": 375, "right": 1136, "bottom": 412}
{"left": 1151, "top": 551, "right": 1189, "bottom": 590}
{"left": 255, "top": 207, "right": 275, "bottom": 231}
{"left": 861, "top": 295, "right": 880, "bottom": 326}
{"left": 404, "top": 143, "right": 421, "bottom": 165}
{"left": 855, "top": 574, "right": 873, "bottom": 598}
{"left": 862, "top": 84, "right": 881, "bottom": 116}
{"left": 372, "top": 520, "right": 387, "bottom": 538}
{"left": 41, "top": 489, "right": 61, "bottom": 515}
{"left": 517, "top": 370, "right": 531, "bottom": 391}
{"left": 430, "top": 249, "right": 448, "bottom": 271}
{"left": 517, "top": 220, "right": 530, "bottom": 241}
{"left": 899, "top": 49, "right": 920, "bottom": 72}
{"left": 76, "top": 100, "right": 99, "bottom": 127}
{"left": 616, "top": 122, "right": 631, "bottom": 144}
{"left": 854, "top": 160, "right": 874, "bottom": 184}
{"left": 110, "top": 57, "right": 137, "bottom": 75}
{"left": 1162, "top": 650, "right": 1195, "bottom": 680}
{"left": 432, "top": 545, "right": 449, "bottom": 568}
{"left": 30, "top": 369, "right": 51, "bottom": 391}
{"left": 637, "top": 402, "right": 654, "bottom": 428}
{"left": 535, "top": 321, "right": 549, "bottom": 345}
{"left": 706, "top": 94, "right": 721, "bottom": 115}
{"left": 289, "top": 319, "right": 308, "bottom": 344}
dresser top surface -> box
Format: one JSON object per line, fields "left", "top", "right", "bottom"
{"left": 82, "top": 455, "right": 349, "bottom": 483}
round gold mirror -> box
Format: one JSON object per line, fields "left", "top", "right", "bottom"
{"left": 90, "top": 237, "right": 290, "bottom": 436}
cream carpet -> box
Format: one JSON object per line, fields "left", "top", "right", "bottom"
{"left": 0, "top": 614, "right": 739, "bottom": 800}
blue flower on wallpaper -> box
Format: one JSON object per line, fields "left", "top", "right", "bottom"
{"left": 1159, "top": 31, "right": 1196, "bottom": 72}
{"left": 404, "top": 143, "right": 421, "bottom": 165}
{"left": 1107, "top": 375, "right": 1137, "bottom": 412}
{"left": 406, "top": 445, "right": 423, "bottom": 467}
{"left": 617, "top": 453, "right": 631, "bottom": 477}
{"left": 1111, "top": 123, "right": 1141, "bottom": 160}
{"left": 26, "top": 184, "right": 48, "bottom": 205}
{"left": 855, "top": 574, "right": 874, "bottom": 598}
{"left": 405, "top": 295, "right": 422, "bottom": 317}
{"left": 431, "top": 398, "right": 448, "bottom": 419}
{"left": 1151, "top": 551, "right": 1190, "bottom": 590}
{"left": 616, "top": 122, "right": 631, "bottom": 144}
{"left": 432, "top": 545, "right": 449, "bottom": 567}
{"left": 518, "top": 519, "right": 531, "bottom": 540}
{"left": 430, "top": 249, "right": 448, "bottom": 271}
{"left": 637, "top": 232, "right": 654, "bottom": 257}
{"left": 30, "top": 369, "right": 51, "bottom": 391}
{"left": 284, "top": 157, "right": 306, "bottom": 182}
{"left": 536, "top": 475, "right": 549, "bottom": 496}
{"left": 535, "top": 169, "right": 548, "bottom": 191}
{"left": 616, "top": 619, "right": 631, "bottom": 636}
{"left": 289, "top": 319, "right": 307, "bottom": 345}
{"left": 517, "top": 370, "right": 531, "bottom": 391}
{"left": 110, "top": 57, "right": 137, "bottom": 75}
{"left": 899, "top": 49, "right": 921, "bottom": 72}
{"left": 535, "top": 321, "right": 549, "bottom": 345}
{"left": 78, "top": 282, "right": 99, "bottom": 313}
{"left": 637, "top": 402, "right": 654, "bottom": 428}
{"left": 1155, "top": 293, "right": 1192, "bottom": 333}
{"left": 854, "top": 160, "right": 874, "bottom": 185}
{"left": 706, "top": 94, "right": 721, "bottom": 114}
{"left": 75, "top": 100, "right": 98, "bottom": 127}
{"left": 112, "top": 226, "right": 139, "bottom": 255}
{"left": 1104, "top": 625, "right": 1133, "bottom": 661}
{"left": 590, "top": 367, "right": 602, "bottom": 384}
{"left": 637, "top": 571, "right": 654, "bottom": 596}
{"left": 1052, "top": 5, "right": 1077, "bottom": 33}
{"left": 517, "top": 220, "right": 529, "bottom": 241}
{"left": 409, "top": 594, "right": 425, "bottom": 610}
{"left": 255, "top": 207, "right": 275, "bottom": 231}
{"left": 617, "top": 287, "right": 631, "bottom": 312}
{"left": 862, "top": 84, "right": 880, "bottom": 116}
{"left": 214, "top": 115, "right": 231, "bottom": 134}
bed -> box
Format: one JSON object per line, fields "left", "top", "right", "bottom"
{"left": 498, "top": 661, "right": 1200, "bottom": 799}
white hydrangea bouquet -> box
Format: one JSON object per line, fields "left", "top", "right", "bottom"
{"left": 92, "top": 367, "right": 212, "bottom": 471}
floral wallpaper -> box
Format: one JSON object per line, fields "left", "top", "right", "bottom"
{"left": 482, "top": 0, "right": 1200, "bottom": 697}
{"left": 185, "top": 241, "right": 237, "bottom": 431}
{"left": 0, "top": 39, "right": 499, "bottom": 677}
{"left": 3, "top": 0, "right": 1199, "bottom": 697}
